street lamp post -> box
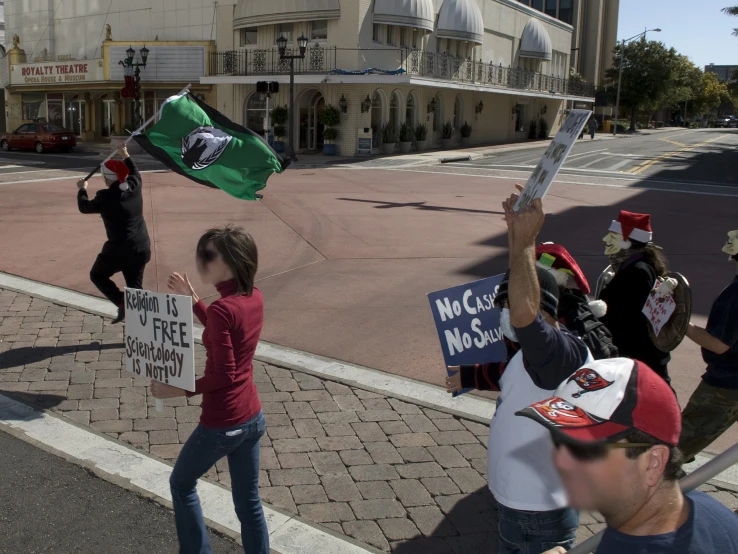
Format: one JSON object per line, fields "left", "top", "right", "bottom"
{"left": 277, "top": 35, "right": 309, "bottom": 162}
{"left": 125, "top": 45, "right": 150, "bottom": 130}
{"left": 613, "top": 29, "right": 660, "bottom": 136}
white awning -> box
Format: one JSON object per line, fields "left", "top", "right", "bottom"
{"left": 437, "top": 0, "right": 484, "bottom": 44}
{"left": 520, "top": 18, "right": 552, "bottom": 61}
{"left": 234, "top": 0, "right": 340, "bottom": 29}
{"left": 373, "top": 0, "right": 435, "bottom": 32}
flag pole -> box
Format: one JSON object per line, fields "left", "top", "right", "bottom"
{"left": 568, "top": 442, "right": 738, "bottom": 554}
{"left": 82, "top": 83, "right": 192, "bottom": 182}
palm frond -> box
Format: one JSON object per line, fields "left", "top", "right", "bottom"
{"left": 723, "top": 5, "right": 738, "bottom": 16}
{"left": 733, "top": 27, "right": 738, "bottom": 36}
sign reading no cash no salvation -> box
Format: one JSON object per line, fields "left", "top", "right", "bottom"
{"left": 124, "top": 288, "right": 195, "bottom": 391}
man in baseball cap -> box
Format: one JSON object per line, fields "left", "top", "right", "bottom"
{"left": 518, "top": 358, "right": 738, "bottom": 553}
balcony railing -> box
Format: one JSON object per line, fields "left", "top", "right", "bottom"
{"left": 208, "top": 47, "right": 595, "bottom": 98}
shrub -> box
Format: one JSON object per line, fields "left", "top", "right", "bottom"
{"left": 321, "top": 104, "right": 341, "bottom": 127}
{"left": 271, "top": 105, "right": 288, "bottom": 126}
{"left": 656, "top": 121, "right": 665, "bottom": 128}
{"left": 529, "top": 120, "right": 538, "bottom": 140}
{"left": 415, "top": 123, "right": 428, "bottom": 141}
{"left": 399, "top": 121, "right": 413, "bottom": 142}
{"left": 274, "top": 125, "right": 286, "bottom": 139}
{"left": 460, "top": 122, "right": 472, "bottom": 138}
{"left": 323, "top": 127, "right": 338, "bottom": 142}
{"left": 381, "top": 122, "right": 398, "bottom": 144}
{"left": 441, "top": 121, "right": 455, "bottom": 139}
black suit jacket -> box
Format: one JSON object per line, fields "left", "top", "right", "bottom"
{"left": 78, "top": 157, "right": 150, "bottom": 254}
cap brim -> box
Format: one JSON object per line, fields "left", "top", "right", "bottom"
{"left": 516, "top": 399, "right": 631, "bottom": 445}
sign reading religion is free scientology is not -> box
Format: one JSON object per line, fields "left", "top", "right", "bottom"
{"left": 124, "top": 288, "right": 195, "bottom": 392}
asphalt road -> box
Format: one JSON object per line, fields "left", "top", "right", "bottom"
{"left": 0, "top": 428, "right": 241, "bottom": 554}
{"left": 452, "top": 128, "right": 738, "bottom": 185}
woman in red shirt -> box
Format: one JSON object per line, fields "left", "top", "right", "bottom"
{"left": 151, "top": 225, "right": 267, "bottom": 554}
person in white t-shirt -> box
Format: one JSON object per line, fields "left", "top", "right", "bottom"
{"left": 447, "top": 186, "right": 590, "bottom": 553}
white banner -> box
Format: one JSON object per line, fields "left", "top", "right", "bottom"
{"left": 124, "top": 289, "right": 195, "bottom": 392}
{"left": 514, "top": 109, "right": 593, "bottom": 211}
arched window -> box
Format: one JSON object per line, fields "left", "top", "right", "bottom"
{"left": 389, "top": 91, "right": 400, "bottom": 133}
{"left": 244, "top": 93, "right": 267, "bottom": 135}
{"left": 371, "top": 90, "right": 383, "bottom": 148}
{"left": 406, "top": 94, "right": 415, "bottom": 127}
{"left": 454, "top": 95, "right": 463, "bottom": 130}
{"left": 433, "top": 93, "right": 442, "bottom": 132}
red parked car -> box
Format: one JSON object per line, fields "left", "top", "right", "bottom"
{"left": 1, "top": 123, "right": 77, "bottom": 153}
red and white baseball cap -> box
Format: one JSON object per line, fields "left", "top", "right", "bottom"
{"left": 516, "top": 358, "right": 681, "bottom": 446}
{"left": 102, "top": 159, "right": 129, "bottom": 184}
{"left": 608, "top": 210, "right": 652, "bottom": 243}
{"left": 536, "top": 242, "right": 591, "bottom": 295}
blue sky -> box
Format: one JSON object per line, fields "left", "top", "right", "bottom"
{"left": 619, "top": 0, "right": 738, "bottom": 69}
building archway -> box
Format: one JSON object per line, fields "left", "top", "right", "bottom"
{"left": 454, "top": 94, "right": 464, "bottom": 130}
{"left": 371, "top": 89, "right": 388, "bottom": 148}
{"left": 406, "top": 90, "right": 419, "bottom": 130}
{"left": 432, "top": 92, "right": 444, "bottom": 134}
{"left": 244, "top": 92, "right": 267, "bottom": 135}
{"left": 296, "top": 88, "right": 326, "bottom": 151}
{"left": 389, "top": 89, "right": 405, "bottom": 135}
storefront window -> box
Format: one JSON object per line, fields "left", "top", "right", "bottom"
{"left": 558, "top": 0, "right": 572, "bottom": 24}
{"left": 386, "top": 25, "right": 396, "bottom": 46}
{"left": 47, "top": 93, "right": 64, "bottom": 126}
{"left": 240, "top": 27, "right": 258, "bottom": 47}
{"left": 531, "top": 0, "right": 543, "bottom": 10}
{"left": 276, "top": 23, "right": 293, "bottom": 43}
{"left": 244, "top": 92, "right": 267, "bottom": 135}
{"left": 21, "top": 93, "right": 45, "bottom": 120}
{"left": 371, "top": 91, "right": 382, "bottom": 148}
{"left": 389, "top": 92, "right": 399, "bottom": 133}
{"left": 373, "top": 24, "right": 381, "bottom": 43}
{"left": 310, "top": 21, "right": 328, "bottom": 41}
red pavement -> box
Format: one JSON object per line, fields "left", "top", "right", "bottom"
{"left": 1, "top": 166, "right": 737, "bottom": 454}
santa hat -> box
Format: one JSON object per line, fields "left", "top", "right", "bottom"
{"left": 608, "top": 210, "right": 652, "bottom": 243}
{"left": 102, "top": 160, "right": 129, "bottom": 186}
{"left": 536, "top": 243, "right": 591, "bottom": 295}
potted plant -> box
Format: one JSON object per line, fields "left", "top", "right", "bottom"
{"left": 271, "top": 105, "right": 288, "bottom": 153}
{"left": 381, "top": 122, "right": 397, "bottom": 155}
{"left": 538, "top": 118, "right": 549, "bottom": 140}
{"left": 460, "top": 121, "right": 472, "bottom": 147}
{"left": 320, "top": 104, "right": 341, "bottom": 156}
{"left": 528, "top": 119, "right": 538, "bottom": 140}
{"left": 441, "top": 121, "right": 455, "bottom": 149}
{"left": 415, "top": 123, "right": 429, "bottom": 152}
{"left": 398, "top": 122, "right": 413, "bottom": 153}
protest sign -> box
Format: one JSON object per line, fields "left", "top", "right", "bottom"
{"left": 427, "top": 274, "right": 506, "bottom": 396}
{"left": 124, "top": 288, "right": 195, "bottom": 392}
{"left": 642, "top": 279, "right": 677, "bottom": 337}
{"left": 514, "top": 109, "right": 592, "bottom": 211}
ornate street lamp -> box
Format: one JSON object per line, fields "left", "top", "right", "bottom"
{"left": 361, "top": 95, "right": 372, "bottom": 113}
{"left": 427, "top": 97, "right": 437, "bottom": 114}
{"left": 123, "top": 45, "right": 149, "bottom": 130}
{"left": 339, "top": 94, "right": 348, "bottom": 114}
{"left": 278, "top": 34, "right": 309, "bottom": 161}
{"left": 475, "top": 101, "right": 484, "bottom": 115}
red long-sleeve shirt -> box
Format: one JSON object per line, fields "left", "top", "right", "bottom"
{"left": 188, "top": 279, "right": 263, "bottom": 428}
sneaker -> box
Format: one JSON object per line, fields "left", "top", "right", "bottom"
{"left": 112, "top": 305, "right": 125, "bottom": 324}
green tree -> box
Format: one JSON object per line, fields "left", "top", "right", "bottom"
{"left": 605, "top": 39, "right": 680, "bottom": 130}
{"left": 723, "top": 6, "right": 738, "bottom": 36}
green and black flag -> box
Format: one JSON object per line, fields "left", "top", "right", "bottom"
{"left": 133, "top": 91, "right": 288, "bottom": 200}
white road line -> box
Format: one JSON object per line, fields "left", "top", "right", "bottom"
{"left": 0, "top": 169, "right": 168, "bottom": 186}
{"left": 565, "top": 149, "right": 609, "bottom": 160}
{"left": 578, "top": 156, "right": 613, "bottom": 169}
{"left": 607, "top": 160, "right": 632, "bottom": 171}
{"left": 379, "top": 167, "right": 738, "bottom": 198}
{"left": 0, "top": 394, "right": 380, "bottom": 554}
{"left": 0, "top": 272, "right": 495, "bottom": 424}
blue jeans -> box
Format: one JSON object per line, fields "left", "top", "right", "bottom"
{"left": 497, "top": 503, "right": 579, "bottom": 554}
{"left": 170, "top": 411, "right": 268, "bottom": 554}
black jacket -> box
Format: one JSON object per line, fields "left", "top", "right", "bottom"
{"left": 600, "top": 254, "right": 670, "bottom": 380}
{"left": 78, "top": 158, "right": 150, "bottom": 253}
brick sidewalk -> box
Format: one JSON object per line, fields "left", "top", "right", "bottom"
{"left": 1, "top": 288, "right": 736, "bottom": 553}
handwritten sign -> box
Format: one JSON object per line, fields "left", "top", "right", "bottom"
{"left": 427, "top": 275, "right": 506, "bottom": 396}
{"left": 642, "top": 279, "right": 677, "bottom": 337}
{"left": 124, "top": 288, "right": 195, "bottom": 391}
{"left": 514, "top": 109, "right": 592, "bottom": 211}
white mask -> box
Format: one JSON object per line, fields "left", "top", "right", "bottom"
{"left": 722, "top": 230, "right": 738, "bottom": 258}
{"left": 500, "top": 308, "right": 518, "bottom": 343}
